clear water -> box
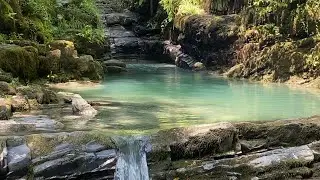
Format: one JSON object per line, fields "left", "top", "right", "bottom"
{"left": 76, "top": 63, "right": 320, "bottom": 134}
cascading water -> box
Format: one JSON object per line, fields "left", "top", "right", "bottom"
{"left": 114, "top": 136, "right": 151, "bottom": 180}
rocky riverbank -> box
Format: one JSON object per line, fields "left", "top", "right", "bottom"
{"left": 1, "top": 111, "right": 320, "bottom": 179}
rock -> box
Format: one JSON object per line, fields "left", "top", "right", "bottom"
{"left": 16, "top": 86, "right": 39, "bottom": 99}
{"left": 15, "top": 115, "right": 64, "bottom": 132}
{"left": 0, "top": 69, "right": 13, "bottom": 83}
{"left": 104, "top": 66, "right": 127, "bottom": 74}
{"left": 38, "top": 49, "right": 61, "bottom": 76}
{"left": 0, "top": 81, "right": 16, "bottom": 95}
{"left": 0, "top": 115, "right": 63, "bottom": 134}
{"left": 49, "top": 40, "right": 77, "bottom": 58}
{"left": 7, "top": 141, "right": 31, "bottom": 178}
{"left": 225, "top": 64, "right": 244, "bottom": 78}
{"left": 0, "top": 121, "right": 35, "bottom": 134}
{"left": 48, "top": 49, "right": 61, "bottom": 59}
{"left": 72, "top": 94, "right": 97, "bottom": 117}
{"left": 0, "top": 138, "right": 7, "bottom": 177}
{"left": 10, "top": 95, "right": 30, "bottom": 112}
{"left": 77, "top": 55, "right": 104, "bottom": 80}
{"left": 248, "top": 145, "right": 314, "bottom": 168}
{"left": 103, "top": 59, "right": 126, "bottom": 68}
{"left": 25, "top": 132, "right": 116, "bottom": 179}
{"left": 104, "top": 12, "right": 138, "bottom": 26}
{"left": 0, "top": 98, "right": 12, "bottom": 120}
{"left": 16, "top": 86, "right": 58, "bottom": 105}
{"left": 0, "top": 44, "right": 39, "bottom": 81}
{"left": 164, "top": 42, "right": 196, "bottom": 69}
{"left": 41, "top": 88, "right": 59, "bottom": 104}
{"left": 193, "top": 62, "right": 205, "bottom": 71}
{"left": 202, "top": 145, "right": 314, "bottom": 179}
{"left": 235, "top": 116, "right": 320, "bottom": 147}
{"left": 85, "top": 141, "right": 106, "bottom": 153}
{"left": 150, "top": 123, "right": 239, "bottom": 161}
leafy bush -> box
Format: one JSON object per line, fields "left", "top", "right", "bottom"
{"left": 0, "top": 0, "right": 105, "bottom": 44}
{"left": 160, "top": 0, "right": 204, "bottom": 21}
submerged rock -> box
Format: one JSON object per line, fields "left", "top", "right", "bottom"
{"left": 104, "top": 66, "right": 128, "bottom": 74}
{"left": 0, "top": 115, "right": 63, "bottom": 134}
{"left": 103, "top": 59, "right": 126, "bottom": 68}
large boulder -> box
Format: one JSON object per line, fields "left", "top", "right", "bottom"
{"left": 0, "top": 44, "right": 39, "bottom": 81}
{"left": 26, "top": 132, "right": 116, "bottom": 179}
{"left": 10, "top": 95, "right": 30, "bottom": 112}
{"left": 77, "top": 55, "right": 104, "bottom": 80}
{"left": 150, "top": 123, "right": 239, "bottom": 161}
{"left": 58, "top": 92, "right": 97, "bottom": 117}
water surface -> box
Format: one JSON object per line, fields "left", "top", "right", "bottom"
{"left": 76, "top": 63, "right": 320, "bottom": 134}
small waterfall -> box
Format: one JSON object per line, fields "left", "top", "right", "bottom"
{"left": 114, "top": 136, "right": 151, "bottom": 180}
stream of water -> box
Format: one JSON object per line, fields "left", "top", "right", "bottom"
{"left": 76, "top": 63, "right": 320, "bottom": 134}
{"left": 114, "top": 136, "right": 151, "bottom": 180}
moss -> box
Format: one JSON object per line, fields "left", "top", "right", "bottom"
{"left": 26, "top": 131, "right": 116, "bottom": 158}
{"left": 0, "top": 44, "right": 39, "bottom": 81}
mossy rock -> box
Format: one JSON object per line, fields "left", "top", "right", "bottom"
{"left": 0, "top": 44, "right": 39, "bottom": 81}
{"left": 0, "top": 68, "right": 13, "bottom": 83}
{"left": 26, "top": 131, "right": 116, "bottom": 158}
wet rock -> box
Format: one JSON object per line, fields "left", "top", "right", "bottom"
{"left": 30, "top": 134, "right": 117, "bottom": 179}
{"left": 7, "top": 138, "right": 31, "bottom": 178}
{"left": 202, "top": 145, "right": 314, "bottom": 179}
{"left": 85, "top": 141, "right": 107, "bottom": 153}
{"left": 104, "top": 12, "right": 138, "bottom": 26}
{"left": 164, "top": 41, "right": 197, "bottom": 69}
{"left": 103, "top": 59, "right": 126, "bottom": 68}
{"left": 0, "top": 116, "right": 63, "bottom": 134}
{"left": 150, "top": 123, "right": 239, "bottom": 161}
{"left": 0, "top": 138, "right": 7, "bottom": 177}
{"left": 248, "top": 145, "right": 313, "bottom": 168}
{"left": 0, "top": 121, "right": 35, "bottom": 134}
{"left": 15, "top": 115, "right": 64, "bottom": 132}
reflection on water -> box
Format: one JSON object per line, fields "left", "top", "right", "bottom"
{"left": 75, "top": 63, "right": 320, "bottom": 134}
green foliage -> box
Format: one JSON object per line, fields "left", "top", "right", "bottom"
{"left": 241, "top": 0, "right": 320, "bottom": 38}
{"left": 0, "top": 0, "right": 105, "bottom": 44}
{"left": 160, "top": 0, "right": 205, "bottom": 21}
{"left": 76, "top": 25, "right": 105, "bottom": 45}
{"left": 0, "top": 34, "right": 7, "bottom": 43}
